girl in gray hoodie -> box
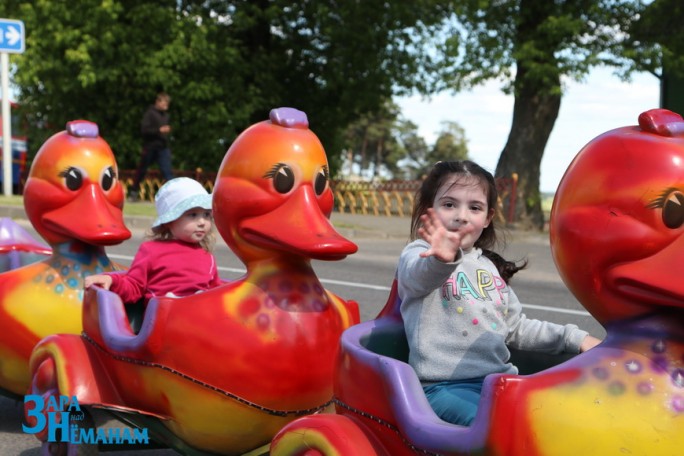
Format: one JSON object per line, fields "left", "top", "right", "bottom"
{"left": 398, "top": 160, "right": 601, "bottom": 426}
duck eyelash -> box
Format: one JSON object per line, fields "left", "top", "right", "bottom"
{"left": 58, "top": 166, "right": 79, "bottom": 178}
{"left": 647, "top": 187, "right": 680, "bottom": 209}
{"left": 262, "top": 163, "right": 288, "bottom": 179}
{"left": 321, "top": 165, "right": 329, "bottom": 178}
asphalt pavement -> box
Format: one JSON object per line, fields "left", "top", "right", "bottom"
{"left": 2, "top": 202, "right": 416, "bottom": 240}
{"left": 1, "top": 202, "right": 545, "bottom": 243}
{"left": 1, "top": 202, "right": 561, "bottom": 306}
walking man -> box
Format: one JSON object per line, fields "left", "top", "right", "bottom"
{"left": 128, "top": 92, "right": 173, "bottom": 201}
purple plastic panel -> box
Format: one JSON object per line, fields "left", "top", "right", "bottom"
{"left": 66, "top": 120, "right": 99, "bottom": 138}
{"left": 0, "top": 217, "right": 50, "bottom": 250}
{"left": 269, "top": 107, "right": 309, "bottom": 129}
{"left": 96, "top": 286, "right": 159, "bottom": 352}
{"left": 340, "top": 318, "right": 491, "bottom": 454}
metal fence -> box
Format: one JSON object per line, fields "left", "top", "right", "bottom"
{"left": 119, "top": 169, "right": 216, "bottom": 202}
{"left": 118, "top": 170, "right": 518, "bottom": 222}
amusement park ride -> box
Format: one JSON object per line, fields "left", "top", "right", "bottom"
{"left": 0, "top": 107, "right": 682, "bottom": 455}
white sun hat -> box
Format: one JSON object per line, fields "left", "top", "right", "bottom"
{"left": 152, "top": 177, "right": 212, "bottom": 228}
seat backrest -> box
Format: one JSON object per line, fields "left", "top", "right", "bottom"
{"left": 359, "top": 317, "right": 409, "bottom": 362}
{"left": 362, "top": 276, "right": 410, "bottom": 361}
{"left": 509, "top": 347, "right": 577, "bottom": 375}
{"left": 375, "top": 276, "right": 402, "bottom": 319}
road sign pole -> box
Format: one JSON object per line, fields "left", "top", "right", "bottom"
{"left": 0, "top": 18, "right": 25, "bottom": 196}
{"left": 1, "top": 52, "right": 11, "bottom": 196}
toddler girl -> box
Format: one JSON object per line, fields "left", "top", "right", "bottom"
{"left": 85, "top": 177, "right": 222, "bottom": 304}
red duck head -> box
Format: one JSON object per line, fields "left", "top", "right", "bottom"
{"left": 213, "top": 107, "right": 357, "bottom": 264}
{"left": 551, "top": 109, "right": 684, "bottom": 324}
{"left": 23, "top": 120, "right": 131, "bottom": 245}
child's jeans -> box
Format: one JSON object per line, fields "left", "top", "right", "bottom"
{"left": 423, "top": 377, "right": 485, "bottom": 426}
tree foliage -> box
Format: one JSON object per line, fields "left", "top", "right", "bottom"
{"left": 628, "top": 0, "right": 684, "bottom": 77}
{"left": 2, "top": 0, "right": 250, "bottom": 171}
{"left": 341, "top": 102, "right": 468, "bottom": 180}
{"left": 426, "top": 121, "right": 468, "bottom": 165}
{"left": 341, "top": 101, "right": 404, "bottom": 179}
{"left": 0, "top": 0, "right": 451, "bottom": 174}
{"left": 434, "top": 0, "right": 646, "bottom": 228}
{"left": 393, "top": 119, "right": 429, "bottom": 180}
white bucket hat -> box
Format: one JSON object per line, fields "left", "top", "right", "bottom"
{"left": 152, "top": 177, "right": 212, "bottom": 228}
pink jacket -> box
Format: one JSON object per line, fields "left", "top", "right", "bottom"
{"left": 108, "top": 239, "right": 221, "bottom": 304}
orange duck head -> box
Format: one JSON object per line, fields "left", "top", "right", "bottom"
{"left": 213, "top": 107, "right": 358, "bottom": 265}
{"left": 551, "top": 108, "right": 684, "bottom": 324}
{"left": 0, "top": 121, "right": 130, "bottom": 396}
{"left": 23, "top": 120, "right": 131, "bottom": 246}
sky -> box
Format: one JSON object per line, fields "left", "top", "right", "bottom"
{"left": 395, "top": 67, "right": 661, "bottom": 193}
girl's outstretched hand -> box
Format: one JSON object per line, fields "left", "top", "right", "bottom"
{"left": 418, "top": 208, "right": 469, "bottom": 263}
{"left": 579, "top": 335, "right": 602, "bottom": 352}
{"left": 84, "top": 274, "right": 113, "bottom": 290}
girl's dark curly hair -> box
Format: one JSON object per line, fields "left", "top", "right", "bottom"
{"left": 410, "top": 160, "right": 526, "bottom": 282}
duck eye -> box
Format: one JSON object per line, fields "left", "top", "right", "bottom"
{"left": 314, "top": 169, "right": 328, "bottom": 195}
{"left": 60, "top": 167, "right": 83, "bottom": 191}
{"left": 101, "top": 166, "right": 116, "bottom": 191}
{"left": 662, "top": 191, "right": 684, "bottom": 229}
{"left": 271, "top": 164, "right": 295, "bottom": 194}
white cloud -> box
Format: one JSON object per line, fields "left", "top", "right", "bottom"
{"left": 396, "top": 67, "right": 660, "bottom": 192}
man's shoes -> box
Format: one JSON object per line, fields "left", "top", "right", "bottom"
{"left": 127, "top": 191, "right": 141, "bottom": 202}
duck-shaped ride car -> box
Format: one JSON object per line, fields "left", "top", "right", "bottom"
{"left": 507, "top": 107, "right": 684, "bottom": 456}
{"left": 0, "top": 120, "right": 130, "bottom": 397}
{"left": 271, "top": 109, "right": 683, "bottom": 456}
{"left": 26, "top": 108, "right": 360, "bottom": 455}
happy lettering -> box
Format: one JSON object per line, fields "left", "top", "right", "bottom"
{"left": 441, "top": 269, "right": 506, "bottom": 301}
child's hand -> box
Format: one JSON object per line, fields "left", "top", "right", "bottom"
{"left": 84, "top": 274, "right": 113, "bottom": 290}
{"left": 579, "top": 335, "right": 602, "bottom": 352}
{"left": 418, "top": 208, "right": 469, "bottom": 263}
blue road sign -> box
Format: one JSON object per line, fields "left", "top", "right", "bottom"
{"left": 0, "top": 19, "right": 24, "bottom": 54}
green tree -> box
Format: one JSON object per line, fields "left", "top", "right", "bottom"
{"left": 626, "top": 0, "right": 684, "bottom": 115}
{"left": 438, "top": 0, "right": 645, "bottom": 228}
{"left": 214, "top": 0, "right": 452, "bottom": 172}
{"left": 341, "top": 101, "right": 405, "bottom": 179}
{"left": 0, "top": 1, "right": 451, "bottom": 175}
{"left": 425, "top": 120, "right": 468, "bottom": 165}
{"left": 627, "top": 0, "right": 684, "bottom": 77}
{"left": 342, "top": 107, "right": 468, "bottom": 180}
{"left": 2, "top": 0, "right": 252, "bottom": 171}
{"left": 394, "top": 119, "right": 429, "bottom": 179}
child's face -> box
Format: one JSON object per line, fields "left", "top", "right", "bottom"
{"left": 432, "top": 176, "right": 493, "bottom": 252}
{"left": 169, "top": 207, "right": 212, "bottom": 244}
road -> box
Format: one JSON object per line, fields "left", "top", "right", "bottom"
{"left": 0, "top": 220, "right": 605, "bottom": 455}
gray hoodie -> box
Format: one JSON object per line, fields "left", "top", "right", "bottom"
{"left": 398, "top": 240, "right": 587, "bottom": 384}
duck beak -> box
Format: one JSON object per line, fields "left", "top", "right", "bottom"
{"left": 240, "top": 186, "right": 357, "bottom": 261}
{"left": 607, "top": 234, "right": 684, "bottom": 310}
{"left": 42, "top": 184, "right": 131, "bottom": 245}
